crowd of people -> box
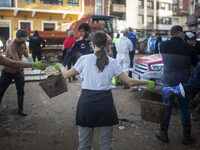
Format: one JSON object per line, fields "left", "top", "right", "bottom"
{"left": 1, "top": 21, "right": 200, "bottom": 149}
{"left": 59, "top": 24, "right": 200, "bottom": 148}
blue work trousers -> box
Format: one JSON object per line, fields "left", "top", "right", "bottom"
{"left": 0, "top": 70, "right": 25, "bottom": 96}
{"left": 162, "top": 81, "right": 191, "bottom": 128}
{"left": 62, "top": 48, "right": 72, "bottom": 67}
{"left": 129, "top": 51, "right": 135, "bottom": 68}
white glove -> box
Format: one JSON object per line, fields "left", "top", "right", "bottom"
{"left": 27, "top": 56, "right": 33, "bottom": 63}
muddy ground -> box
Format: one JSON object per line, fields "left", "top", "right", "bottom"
{"left": 0, "top": 79, "right": 200, "bottom": 150}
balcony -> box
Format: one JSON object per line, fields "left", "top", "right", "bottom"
{"left": 195, "top": 3, "right": 200, "bottom": 18}
{"left": 110, "top": 4, "right": 126, "bottom": 13}
{"left": 186, "top": 15, "right": 198, "bottom": 25}
{"left": 172, "top": 8, "right": 189, "bottom": 16}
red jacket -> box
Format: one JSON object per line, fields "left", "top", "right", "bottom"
{"left": 63, "top": 36, "right": 76, "bottom": 49}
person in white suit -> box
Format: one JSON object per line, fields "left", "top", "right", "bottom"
{"left": 115, "top": 30, "right": 133, "bottom": 88}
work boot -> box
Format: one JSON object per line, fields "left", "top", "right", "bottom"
{"left": 155, "top": 125, "right": 169, "bottom": 142}
{"left": 73, "top": 76, "right": 78, "bottom": 81}
{"left": 181, "top": 127, "right": 195, "bottom": 144}
{"left": 17, "top": 95, "right": 27, "bottom": 116}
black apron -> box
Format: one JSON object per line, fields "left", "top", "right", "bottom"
{"left": 76, "top": 89, "right": 118, "bottom": 127}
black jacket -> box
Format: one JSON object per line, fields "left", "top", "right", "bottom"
{"left": 161, "top": 37, "right": 199, "bottom": 83}
{"left": 29, "top": 35, "right": 45, "bottom": 52}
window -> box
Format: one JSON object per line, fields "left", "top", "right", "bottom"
{"left": 21, "top": 0, "right": 35, "bottom": 3}
{"left": 147, "top": 16, "right": 153, "bottom": 24}
{"left": 20, "top": 22, "right": 31, "bottom": 29}
{"left": 43, "top": 23, "right": 56, "bottom": 31}
{"left": 138, "top": 15, "right": 144, "bottom": 24}
{"left": 147, "top": 1, "right": 154, "bottom": 9}
{"left": 112, "top": 0, "right": 125, "bottom": 5}
{"left": 169, "top": 4, "right": 172, "bottom": 10}
{"left": 19, "top": 20, "right": 33, "bottom": 31}
{"left": 0, "top": 0, "right": 11, "bottom": 7}
{"left": 68, "top": 0, "right": 79, "bottom": 7}
{"left": 161, "top": 3, "right": 166, "bottom": 10}
{"left": 95, "top": 0, "right": 102, "bottom": 15}
{"left": 173, "top": 18, "right": 179, "bottom": 24}
{"left": 40, "top": 0, "right": 62, "bottom": 5}
{"left": 157, "top": 17, "right": 172, "bottom": 25}
{"left": 179, "top": 0, "right": 183, "bottom": 9}
{"left": 138, "top": 0, "right": 144, "bottom": 8}
{"left": 157, "top": 2, "right": 171, "bottom": 10}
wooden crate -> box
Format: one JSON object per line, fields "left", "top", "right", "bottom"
{"left": 140, "top": 91, "right": 169, "bottom": 124}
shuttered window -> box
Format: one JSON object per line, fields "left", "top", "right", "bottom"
{"left": 40, "top": 0, "right": 63, "bottom": 5}
{"left": 68, "top": 0, "right": 79, "bottom": 6}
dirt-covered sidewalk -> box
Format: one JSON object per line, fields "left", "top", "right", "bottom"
{"left": 0, "top": 81, "right": 199, "bottom": 150}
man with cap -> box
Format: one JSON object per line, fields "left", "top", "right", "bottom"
{"left": 29, "top": 30, "right": 45, "bottom": 62}
{"left": 115, "top": 30, "right": 133, "bottom": 89}
{"left": 0, "top": 29, "right": 34, "bottom": 116}
{"left": 184, "top": 32, "right": 198, "bottom": 46}
{"left": 155, "top": 25, "right": 198, "bottom": 144}
{"left": 184, "top": 32, "right": 200, "bottom": 57}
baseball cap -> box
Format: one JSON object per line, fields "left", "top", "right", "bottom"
{"left": 184, "top": 32, "right": 198, "bottom": 41}
{"left": 16, "top": 29, "right": 29, "bottom": 41}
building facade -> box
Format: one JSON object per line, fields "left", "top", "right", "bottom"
{"left": 172, "top": 0, "right": 189, "bottom": 31}
{"left": 109, "top": 0, "right": 126, "bottom": 31}
{"left": 126, "top": 0, "right": 173, "bottom": 37}
{"left": 84, "top": 0, "right": 109, "bottom": 16}
{"left": 186, "top": 0, "right": 200, "bottom": 33}
{"left": 0, "top": 0, "right": 84, "bottom": 43}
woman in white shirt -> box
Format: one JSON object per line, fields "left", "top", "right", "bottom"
{"left": 54, "top": 32, "right": 155, "bottom": 150}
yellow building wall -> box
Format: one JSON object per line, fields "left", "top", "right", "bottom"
{"left": 0, "top": 0, "right": 81, "bottom": 39}
{"left": 18, "top": 0, "right": 82, "bottom": 12}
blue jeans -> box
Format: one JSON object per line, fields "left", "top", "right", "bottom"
{"left": 0, "top": 70, "right": 25, "bottom": 96}
{"left": 162, "top": 81, "right": 191, "bottom": 128}
{"left": 183, "top": 62, "right": 200, "bottom": 96}
{"left": 32, "top": 49, "right": 41, "bottom": 62}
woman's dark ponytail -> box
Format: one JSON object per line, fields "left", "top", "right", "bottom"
{"left": 92, "top": 32, "right": 109, "bottom": 72}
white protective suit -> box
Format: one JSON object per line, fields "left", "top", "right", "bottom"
{"left": 115, "top": 36, "right": 133, "bottom": 75}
